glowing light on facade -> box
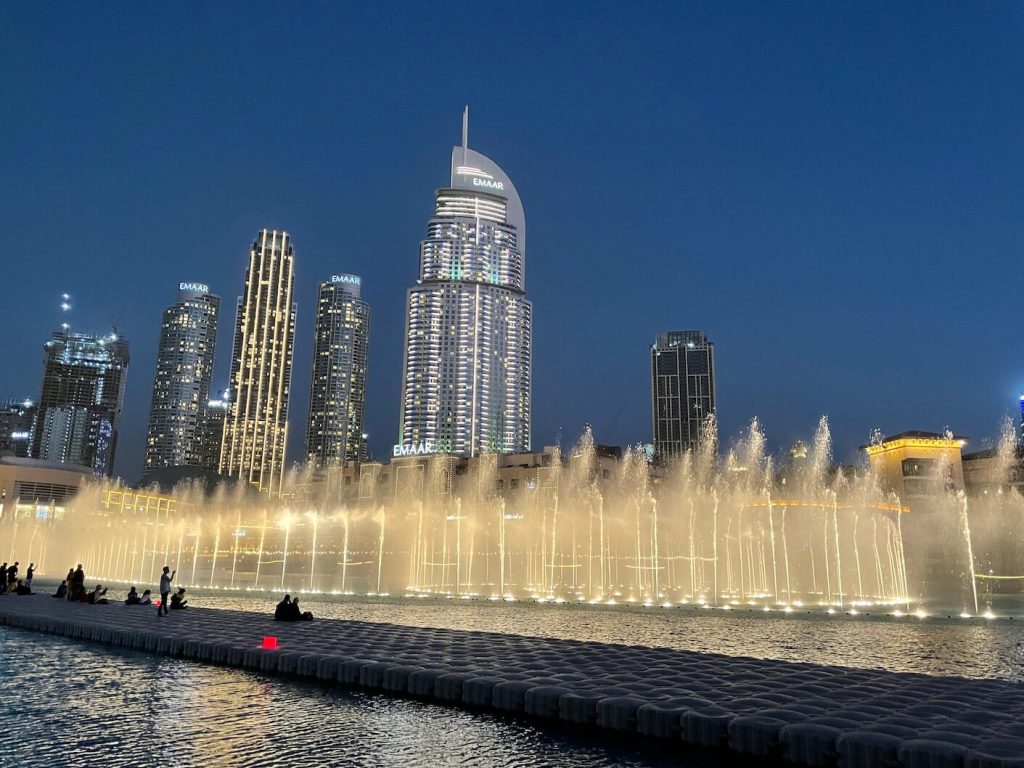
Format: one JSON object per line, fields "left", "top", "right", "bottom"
{"left": 399, "top": 108, "right": 532, "bottom": 457}
{"left": 305, "top": 274, "right": 370, "bottom": 467}
{"left": 144, "top": 283, "right": 220, "bottom": 475}
{"left": 30, "top": 329, "right": 130, "bottom": 476}
{"left": 220, "top": 229, "right": 296, "bottom": 495}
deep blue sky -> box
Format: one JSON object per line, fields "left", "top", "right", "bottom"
{"left": 2, "top": 2, "right": 1022, "bottom": 482}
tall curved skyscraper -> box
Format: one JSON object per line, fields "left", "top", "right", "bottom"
{"left": 399, "top": 109, "right": 532, "bottom": 457}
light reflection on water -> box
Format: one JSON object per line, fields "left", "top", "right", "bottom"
{"left": 2, "top": 626, "right": 696, "bottom": 768}
{"left": 188, "top": 591, "right": 1024, "bottom": 681}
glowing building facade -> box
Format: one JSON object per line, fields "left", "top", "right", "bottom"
{"left": 220, "top": 229, "right": 296, "bottom": 495}
{"left": 305, "top": 274, "right": 370, "bottom": 467}
{"left": 29, "top": 329, "right": 130, "bottom": 476}
{"left": 651, "top": 331, "right": 716, "bottom": 461}
{"left": 143, "top": 283, "right": 220, "bottom": 477}
{"left": 399, "top": 111, "right": 532, "bottom": 457}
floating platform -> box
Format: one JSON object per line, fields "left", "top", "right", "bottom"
{"left": 2, "top": 595, "right": 1023, "bottom": 767}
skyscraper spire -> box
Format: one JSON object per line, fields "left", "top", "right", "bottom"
{"left": 462, "top": 105, "right": 469, "bottom": 163}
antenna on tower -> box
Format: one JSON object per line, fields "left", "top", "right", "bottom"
{"left": 462, "top": 105, "right": 469, "bottom": 164}
{"left": 59, "top": 292, "right": 71, "bottom": 332}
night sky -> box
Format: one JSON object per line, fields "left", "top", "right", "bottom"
{"left": 2, "top": 2, "right": 1022, "bottom": 482}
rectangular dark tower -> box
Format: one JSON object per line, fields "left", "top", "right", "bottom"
{"left": 651, "top": 331, "right": 715, "bottom": 461}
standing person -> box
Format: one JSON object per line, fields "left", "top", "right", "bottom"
{"left": 7, "top": 562, "right": 18, "bottom": 590}
{"left": 71, "top": 564, "right": 85, "bottom": 601}
{"left": 157, "top": 566, "right": 175, "bottom": 617}
{"left": 0, "top": 563, "right": 7, "bottom": 595}
{"left": 25, "top": 563, "right": 35, "bottom": 589}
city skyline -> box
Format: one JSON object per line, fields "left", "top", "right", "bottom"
{"left": 3, "top": 4, "right": 1023, "bottom": 481}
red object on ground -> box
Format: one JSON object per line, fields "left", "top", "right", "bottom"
{"left": 155, "top": 599, "right": 161, "bottom": 607}
{"left": 262, "top": 636, "right": 278, "bottom": 650}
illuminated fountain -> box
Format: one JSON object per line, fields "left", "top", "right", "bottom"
{"left": 7, "top": 416, "right": 1021, "bottom": 614}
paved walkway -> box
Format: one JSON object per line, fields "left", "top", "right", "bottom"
{"left": 2, "top": 595, "right": 1022, "bottom": 767}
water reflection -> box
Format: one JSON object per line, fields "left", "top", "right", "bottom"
{"left": 4, "top": 627, "right": 698, "bottom": 768}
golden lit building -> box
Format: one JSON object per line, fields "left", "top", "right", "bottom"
{"left": 863, "top": 431, "right": 966, "bottom": 502}
{"left": 220, "top": 229, "right": 297, "bottom": 495}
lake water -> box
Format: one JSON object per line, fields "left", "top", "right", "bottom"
{"left": 8, "top": 584, "right": 1023, "bottom": 766}
{"left": 1, "top": 625, "right": 707, "bottom": 768}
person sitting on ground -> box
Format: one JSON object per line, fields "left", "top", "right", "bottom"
{"left": 274, "top": 594, "right": 292, "bottom": 620}
{"left": 169, "top": 587, "right": 188, "bottom": 610}
{"left": 87, "top": 584, "right": 109, "bottom": 605}
{"left": 52, "top": 580, "right": 68, "bottom": 599}
{"left": 125, "top": 586, "right": 141, "bottom": 605}
{"left": 288, "top": 596, "right": 314, "bottom": 622}
{"left": 139, "top": 589, "right": 152, "bottom": 605}
{"left": 15, "top": 579, "right": 31, "bottom": 596}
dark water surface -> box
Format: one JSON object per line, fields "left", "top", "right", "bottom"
{"left": 1, "top": 626, "right": 707, "bottom": 768}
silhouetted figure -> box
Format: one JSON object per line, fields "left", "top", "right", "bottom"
{"left": 25, "top": 563, "right": 35, "bottom": 588}
{"left": 157, "top": 566, "right": 175, "bottom": 617}
{"left": 125, "top": 586, "right": 141, "bottom": 605}
{"left": 286, "top": 597, "right": 313, "bottom": 622}
{"left": 139, "top": 589, "right": 152, "bottom": 605}
{"left": 88, "top": 585, "right": 108, "bottom": 604}
{"left": 169, "top": 587, "right": 188, "bottom": 610}
{"left": 70, "top": 565, "right": 85, "bottom": 601}
{"left": 15, "top": 580, "right": 31, "bottom": 595}
{"left": 53, "top": 581, "right": 68, "bottom": 599}
{"left": 7, "top": 562, "right": 18, "bottom": 590}
{"left": 274, "top": 594, "right": 292, "bottom": 620}
{"left": 0, "top": 563, "right": 7, "bottom": 594}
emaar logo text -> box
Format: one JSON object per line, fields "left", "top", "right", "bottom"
{"left": 472, "top": 177, "right": 505, "bottom": 191}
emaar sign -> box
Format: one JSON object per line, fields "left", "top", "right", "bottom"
{"left": 472, "top": 177, "right": 505, "bottom": 192}
{"left": 393, "top": 441, "right": 436, "bottom": 457}
{"left": 179, "top": 282, "right": 209, "bottom": 293}
{"left": 331, "top": 274, "right": 361, "bottom": 285}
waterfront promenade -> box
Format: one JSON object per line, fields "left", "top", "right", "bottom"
{"left": 2, "top": 596, "right": 1022, "bottom": 767}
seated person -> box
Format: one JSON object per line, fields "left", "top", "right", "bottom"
{"left": 52, "top": 580, "right": 68, "bottom": 599}
{"left": 87, "top": 585, "right": 109, "bottom": 605}
{"left": 139, "top": 589, "right": 153, "bottom": 605}
{"left": 125, "top": 586, "right": 141, "bottom": 605}
{"left": 169, "top": 587, "right": 188, "bottom": 610}
{"left": 15, "top": 580, "right": 32, "bottom": 595}
{"left": 274, "top": 594, "right": 292, "bottom": 620}
{"left": 289, "top": 597, "right": 314, "bottom": 622}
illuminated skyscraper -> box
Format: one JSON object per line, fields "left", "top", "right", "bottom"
{"left": 0, "top": 398, "right": 36, "bottom": 458}
{"left": 305, "top": 274, "right": 370, "bottom": 467}
{"left": 30, "top": 329, "right": 130, "bottom": 476}
{"left": 143, "top": 282, "right": 220, "bottom": 477}
{"left": 399, "top": 109, "right": 532, "bottom": 457}
{"left": 651, "top": 331, "right": 715, "bottom": 461}
{"left": 198, "top": 395, "right": 228, "bottom": 472}
{"left": 220, "top": 229, "right": 296, "bottom": 495}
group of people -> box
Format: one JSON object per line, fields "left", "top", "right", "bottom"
{"left": 0, "top": 561, "right": 35, "bottom": 595}
{"left": 38, "top": 563, "right": 188, "bottom": 613}
{"left": 50, "top": 566, "right": 112, "bottom": 604}
{"left": 274, "top": 594, "right": 314, "bottom": 622}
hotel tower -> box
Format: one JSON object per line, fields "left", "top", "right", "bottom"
{"left": 220, "top": 229, "right": 296, "bottom": 494}
{"left": 143, "top": 282, "right": 220, "bottom": 478}
{"left": 398, "top": 109, "right": 532, "bottom": 457}
{"left": 305, "top": 274, "right": 370, "bottom": 467}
